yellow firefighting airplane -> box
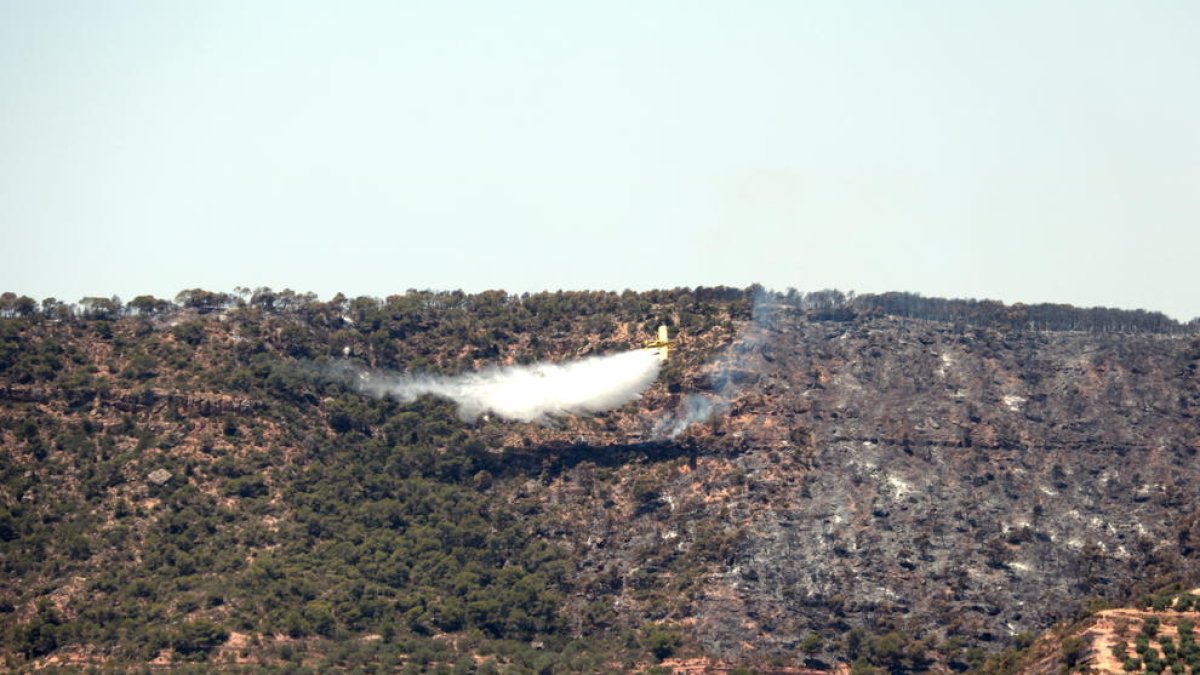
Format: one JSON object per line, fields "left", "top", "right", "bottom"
{"left": 644, "top": 325, "right": 674, "bottom": 362}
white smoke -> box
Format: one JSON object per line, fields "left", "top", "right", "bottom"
{"left": 658, "top": 392, "right": 726, "bottom": 439}
{"left": 653, "top": 287, "right": 777, "bottom": 439}
{"left": 330, "top": 349, "right": 662, "bottom": 424}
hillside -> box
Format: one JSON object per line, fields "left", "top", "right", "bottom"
{"left": 990, "top": 587, "right": 1200, "bottom": 674}
{"left": 1, "top": 287, "right": 1199, "bottom": 672}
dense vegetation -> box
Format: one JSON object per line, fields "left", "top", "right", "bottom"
{"left": 0, "top": 287, "right": 749, "bottom": 671}
{"left": 1, "top": 286, "right": 1198, "bottom": 671}
{"left": 3, "top": 287, "right": 1195, "bottom": 334}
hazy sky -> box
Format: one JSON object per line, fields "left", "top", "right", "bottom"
{"left": 2, "top": 2, "right": 1198, "bottom": 319}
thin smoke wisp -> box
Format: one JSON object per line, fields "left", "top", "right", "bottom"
{"left": 328, "top": 349, "right": 662, "bottom": 424}
{"left": 654, "top": 288, "right": 778, "bottom": 438}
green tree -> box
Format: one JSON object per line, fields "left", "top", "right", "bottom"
{"left": 128, "top": 295, "right": 173, "bottom": 316}
{"left": 800, "top": 633, "right": 824, "bottom": 657}
{"left": 16, "top": 604, "right": 61, "bottom": 658}
{"left": 640, "top": 624, "right": 683, "bottom": 661}
{"left": 172, "top": 620, "right": 229, "bottom": 654}
{"left": 1061, "top": 635, "right": 1089, "bottom": 670}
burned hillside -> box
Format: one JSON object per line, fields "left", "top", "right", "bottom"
{"left": 1, "top": 287, "right": 1198, "bottom": 671}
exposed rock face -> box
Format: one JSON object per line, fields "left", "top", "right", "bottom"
{"left": 517, "top": 308, "right": 1200, "bottom": 658}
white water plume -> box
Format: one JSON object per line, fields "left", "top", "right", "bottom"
{"left": 331, "top": 349, "right": 662, "bottom": 424}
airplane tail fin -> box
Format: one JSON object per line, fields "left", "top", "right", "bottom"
{"left": 643, "top": 324, "right": 673, "bottom": 362}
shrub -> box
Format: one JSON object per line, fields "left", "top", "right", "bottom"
{"left": 640, "top": 624, "right": 683, "bottom": 661}
{"left": 800, "top": 633, "right": 824, "bottom": 655}
{"left": 223, "top": 476, "right": 268, "bottom": 499}
{"left": 1061, "top": 636, "right": 1088, "bottom": 670}
{"left": 171, "top": 321, "right": 206, "bottom": 346}
{"left": 172, "top": 619, "right": 228, "bottom": 655}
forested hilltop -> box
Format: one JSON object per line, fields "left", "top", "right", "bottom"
{"left": 1, "top": 287, "right": 1196, "bottom": 333}
{"left": 2, "top": 286, "right": 1200, "bottom": 673}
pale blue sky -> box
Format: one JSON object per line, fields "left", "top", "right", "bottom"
{"left": 2, "top": 2, "right": 1198, "bottom": 318}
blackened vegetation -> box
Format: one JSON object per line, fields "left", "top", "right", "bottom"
{"left": 0, "top": 286, "right": 1199, "bottom": 671}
